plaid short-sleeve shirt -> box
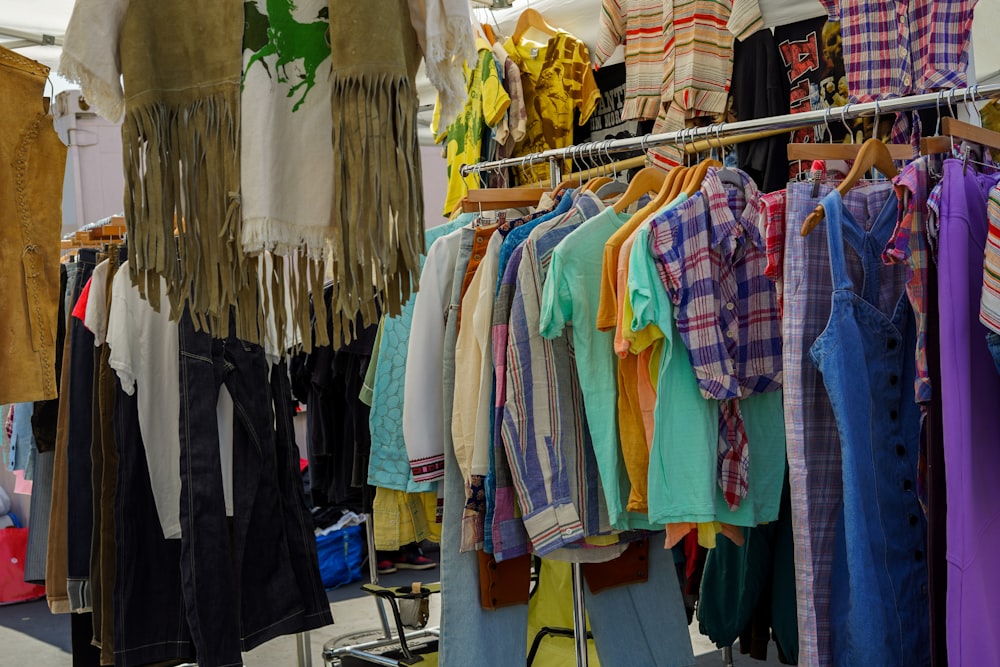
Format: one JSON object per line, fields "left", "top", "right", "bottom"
{"left": 649, "top": 168, "right": 782, "bottom": 508}
{"left": 820, "top": 0, "right": 977, "bottom": 144}
{"left": 649, "top": 168, "right": 783, "bottom": 400}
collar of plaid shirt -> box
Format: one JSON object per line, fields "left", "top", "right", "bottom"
{"left": 704, "top": 167, "right": 764, "bottom": 250}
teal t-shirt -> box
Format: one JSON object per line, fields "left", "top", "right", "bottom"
{"left": 367, "top": 214, "right": 474, "bottom": 491}
{"left": 629, "top": 209, "right": 785, "bottom": 526}
{"left": 538, "top": 206, "right": 659, "bottom": 532}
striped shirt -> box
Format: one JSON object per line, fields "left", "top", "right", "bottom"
{"left": 488, "top": 195, "right": 577, "bottom": 558}
{"left": 502, "top": 211, "right": 593, "bottom": 557}
{"left": 647, "top": 0, "right": 735, "bottom": 169}
{"left": 981, "top": 183, "right": 1000, "bottom": 336}
{"left": 594, "top": 0, "right": 670, "bottom": 121}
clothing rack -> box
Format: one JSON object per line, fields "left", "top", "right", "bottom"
{"left": 461, "top": 83, "right": 1000, "bottom": 179}
{"left": 459, "top": 80, "right": 1000, "bottom": 667}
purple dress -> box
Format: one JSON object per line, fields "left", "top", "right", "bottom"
{"left": 937, "top": 159, "right": 1000, "bottom": 666}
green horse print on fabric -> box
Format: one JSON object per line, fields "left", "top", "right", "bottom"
{"left": 243, "top": 0, "right": 330, "bottom": 112}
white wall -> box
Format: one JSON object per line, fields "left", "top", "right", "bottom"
{"left": 421, "top": 144, "right": 450, "bottom": 229}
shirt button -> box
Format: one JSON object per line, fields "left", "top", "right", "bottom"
{"left": 563, "top": 528, "right": 575, "bottom": 536}
{"left": 726, "top": 302, "right": 735, "bottom": 311}
{"left": 890, "top": 374, "right": 899, "bottom": 386}
{"left": 887, "top": 339, "right": 898, "bottom": 350}
{"left": 726, "top": 330, "right": 735, "bottom": 339}
{"left": 903, "top": 479, "right": 913, "bottom": 492}
{"left": 896, "top": 444, "right": 905, "bottom": 456}
{"left": 474, "top": 254, "right": 482, "bottom": 260}
{"left": 909, "top": 514, "right": 919, "bottom": 526}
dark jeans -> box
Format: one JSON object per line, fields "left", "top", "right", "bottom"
{"left": 177, "top": 308, "right": 331, "bottom": 667}
{"left": 987, "top": 331, "right": 1000, "bottom": 376}
{"left": 113, "top": 381, "right": 194, "bottom": 667}
{"left": 67, "top": 248, "right": 97, "bottom": 612}
{"left": 271, "top": 360, "right": 335, "bottom": 628}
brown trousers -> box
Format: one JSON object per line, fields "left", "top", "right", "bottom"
{"left": 90, "top": 253, "right": 119, "bottom": 664}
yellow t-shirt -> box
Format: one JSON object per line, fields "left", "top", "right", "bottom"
{"left": 435, "top": 41, "right": 511, "bottom": 216}
{"left": 504, "top": 31, "right": 600, "bottom": 184}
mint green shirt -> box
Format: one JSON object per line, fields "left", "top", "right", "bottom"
{"left": 629, "top": 217, "right": 785, "bottom": 526}
{"left": 539, "top": 206, "right": 659, "bottom": 531}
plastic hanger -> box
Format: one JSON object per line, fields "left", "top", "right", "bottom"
{"left": 799, "top": 138, "right": 899, "bottom": 236}
{"left": 589, "top": 141, "right": 627, "bottom": 199}
{"left": 481, "top": 22, "right": 498, "bottom": 45}
{"left": 512, "top": 8, "right": 558, "bottom": 45}
{"left": 707, "top": 124, "right": 745, "bottom": 190}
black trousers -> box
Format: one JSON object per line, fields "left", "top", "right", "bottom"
{"left": 177, "top": 309, "right": 331, "bottom": 667}
{"left": 113, "top": 382, "right": 194, "bottom": 667}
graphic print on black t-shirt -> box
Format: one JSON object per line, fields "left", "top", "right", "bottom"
{"left": 774, "top": 17, "right": 873, "bottom": 177}
{"left": 574, "top": 63, "right": 645, "bottom": 160}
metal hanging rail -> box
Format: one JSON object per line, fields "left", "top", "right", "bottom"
{"left": 461, "top": 83, "right": 1000, "bottom": 176}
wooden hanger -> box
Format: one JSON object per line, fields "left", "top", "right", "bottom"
{"left": 613, "top": 167, "right": 667, "bottom": 214}
{"left": 787, "top": 142, "right": 914, "bottom": 161}
{"left": 512, "top": 8, "right": 558, "bottom": 45}
{"left": 647, "top": 165, "right": 687, "bottom": 210}
{"left": 920, "top": 117, "right": 1000, "bottom": 156}
{"left": 799, "top": 138, "right": 899, "bottom": 236}
{"left": 662, "top": 165, "right": 689, "bottom": 202}
{"left": 942, "top": 116, "right": 1000, "bottom": 152}
{"left": 683, "top": 159, "right": 723, "bottom": 198}
{"left": 461, "top": 186, "right": 550, "bottom": 213}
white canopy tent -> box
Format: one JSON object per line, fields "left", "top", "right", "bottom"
{"left": 3, "top": 0, "right": 996, "bottom": 219}
{"left": 3, "top": 0, "right": 997, "bottom": 98}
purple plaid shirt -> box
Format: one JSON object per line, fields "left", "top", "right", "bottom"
{"left": 649, "top": 168, "right": 782, "bottom": 509}
{"left": 820, "top": 0, "right": 977, "bottom": 144}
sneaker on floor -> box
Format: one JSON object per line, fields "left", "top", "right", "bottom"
{"left": 393, "top": 550, "right": 436, "bottom": 571}
{"left": 377, "top": 559, "right": 398, "bottom": 575}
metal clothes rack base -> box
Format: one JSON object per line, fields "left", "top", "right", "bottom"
{"left": 321, "top": 513, "right": 440, "bottom": 666}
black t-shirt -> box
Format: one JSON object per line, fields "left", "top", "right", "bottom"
{"left": 731, "top": 28, "right": 790, "bottom": 193}
{"left": 574, "top": 63, "right": 646, "bottom": 160}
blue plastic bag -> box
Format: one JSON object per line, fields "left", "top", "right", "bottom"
{"left": 315, "top": 523, "right": 364, "bottom": 589}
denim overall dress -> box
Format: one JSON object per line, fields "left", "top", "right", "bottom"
{"left": 809, "top": 189, "right": 930, "bottom": 666}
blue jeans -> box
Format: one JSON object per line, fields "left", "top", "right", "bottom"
{"left": 987, "top": 331, "right": 1000, "bottom": 376}
{"left": 810, "top": 189, "right": 929, "bottom": 666}
{"left": 177, "top": 309, "right": 330, "bottom": 666}
{"left": 440, "top": 290, "right": 693, "bottom": 667}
